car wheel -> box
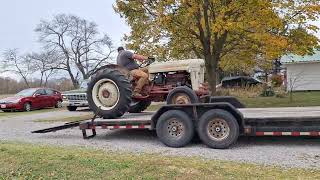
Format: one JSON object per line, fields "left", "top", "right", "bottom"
{"left": 55, "top": 100, "right": 63, "bottom": 108}
{"left": 24, "top": 103, "right": 31, "bottom": 112}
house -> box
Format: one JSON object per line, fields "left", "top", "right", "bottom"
{"left": 281, "top": 50, "right": 320, "bottom": 91}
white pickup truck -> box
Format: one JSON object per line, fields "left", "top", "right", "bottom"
{"left": 62, "top": 80, "right": 89, "bottom": 111}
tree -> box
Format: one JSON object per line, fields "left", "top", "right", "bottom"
{"left": 35, "top": 14, "right": 114, "bottom": 88}
{"left": 2, "top": 49, "right": 32, "bottom": 87}
{"left": 115, "top": 0, "right": 320, "bottom": 95}
{"left": 27, "top": 50, "right": 59, "bottom": 87}
{"left": 287, "top": 70, "right": 306, "bottom": 103}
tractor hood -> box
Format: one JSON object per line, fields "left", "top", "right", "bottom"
{"left": 148, "top": 59, "right": 205, "bottom": 73}
{"left": 148, "top": 59, "right": 205, "bottom": 91}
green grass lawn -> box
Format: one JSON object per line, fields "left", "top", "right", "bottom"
{"left": 240, "top": 91, "right": 320, "bottom": 108}
{"left": 0, "top": 108, "right": 65, "bottom": 118}
{"left": 0, "top": 142, "right": 319, "bottom": 179}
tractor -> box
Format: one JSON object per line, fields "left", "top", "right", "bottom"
{"left": 87, "top": 59, "right": 209, "bottom": 119}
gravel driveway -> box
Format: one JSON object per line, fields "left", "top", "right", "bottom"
{"left": 0, "top": 109, "right": 319, "bottom": 169}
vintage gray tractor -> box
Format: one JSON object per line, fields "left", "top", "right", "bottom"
{"left": 87, "top": 59, "right": 209, "bottom": 118}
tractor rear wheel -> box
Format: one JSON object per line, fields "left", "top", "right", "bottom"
{"left": 87, "top": 68, "right": 132, "bottom": 119}
{"left": 166, "top": 86, "right": 199, "bottom": 105}
{"left": 128, "top": 100, "right": 151, "bottom": 113}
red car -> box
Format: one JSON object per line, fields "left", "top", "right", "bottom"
{"left": 0, "top": 88, "right": 63, "bottom": 112}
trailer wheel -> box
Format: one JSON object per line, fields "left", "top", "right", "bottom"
{"left": 166, "top": 86, "right": 198, "bottom": 105}
{"left": 156, "top": 110, "right": 194, "bottom": 148}
{"left": 197, "top": 109, "right": 239, "bottom": 149}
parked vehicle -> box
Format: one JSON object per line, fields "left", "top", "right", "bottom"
{"left": 62, "top": 80, "right": 89, "bottom": 111}
{"left": 0, "top": 88, "right": 63, "bottom": 112}
{"left": 220, "top": 76, "right": 262, "bottom": 88}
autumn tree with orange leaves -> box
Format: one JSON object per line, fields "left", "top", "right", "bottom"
{"left": 115, "top": 0, "right": 320, "bottom": 95}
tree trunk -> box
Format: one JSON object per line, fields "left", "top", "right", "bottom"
{"left": 22, "top": 76, "right": 30, "bottom": 88}
{"left": 204, "top": 55, "right": 217, "bottom": 96}
{"left": 66, "top": 69, "right": 78, "bottom": 88}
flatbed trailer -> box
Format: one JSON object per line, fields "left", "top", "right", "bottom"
{"left": 33, "top": 98, "right": 320, "bottom": 149}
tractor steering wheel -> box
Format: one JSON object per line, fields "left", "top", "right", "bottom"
{"left": 138, "top": 57, "right": 156, "bottom": 68}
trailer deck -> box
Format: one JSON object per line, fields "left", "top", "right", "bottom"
{"left": 75, "top": 107, "right": 320, "bottom": 138}
{"left": 240, "top": 106, "right": 320, "bottom": 119}
{"left": 81, "top": 106, "right": 320, "bottom": 125}
{"left": 33, "top": 105, "right": 320, "bottom": 148}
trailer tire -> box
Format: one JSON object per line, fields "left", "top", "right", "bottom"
{"left": 156, "top": 110, "right": 194, "bottom": 148}
{"left": 128, "top": 100, "right": 151, "bottom": 113}
{"left": 197, "top": 109, "right": 239, "bottom": 149}
{"left": 166, "top": 86, "right": 198, "bottom": 105}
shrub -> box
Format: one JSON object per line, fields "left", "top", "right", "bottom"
{"left": 274, "top": 87, "right": 287, "bottom": 98}
{"left": 260, "top": 85, "right": 275, "bottom": 97}
{"left": 217, "top": 85, "right": 264, "bottom": 98}
{"left": 271, "top": 75, "right": 283, "bottom": 87}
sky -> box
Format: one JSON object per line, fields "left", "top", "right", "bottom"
{"left": 0, "top": 0, "right": 130, "bottom": 54}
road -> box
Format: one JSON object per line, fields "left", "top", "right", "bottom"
{"left": 0, "top": 108, "right": 319, "bottom": 169}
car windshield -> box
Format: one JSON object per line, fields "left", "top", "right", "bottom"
{"left": 80, "top": 80, "right": 89, "bottom": 89}
{"left": 15, "top": 89, "right": 37, "bottom": 97}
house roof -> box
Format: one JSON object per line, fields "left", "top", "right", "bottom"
{"left": 280, "top": 50, "right": 320, "bottom": 64}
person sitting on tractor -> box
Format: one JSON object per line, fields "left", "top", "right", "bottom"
{"left": 116, "top": 47, "right": 149, "bottom": 97}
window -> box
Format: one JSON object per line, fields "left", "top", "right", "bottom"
{"left": 45, "top": 89, "right": 54, "bottom": 95}
{"left": 35, "top": 89, "right": 46, "bottom": 95}
{"left": 16, "top": 89, "right": 37, "bottom": 97}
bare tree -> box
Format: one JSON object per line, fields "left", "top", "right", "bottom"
{"left": 35, "top": 14, "right": 113, "bottom": 88}
{"left": 2, "top": 49, "right": 32, "bottom": 87}
{"left": 287, "top": 70, "right": 306, "bottom": 102}
{"left": 27, "top": 50, "right": 60, "bottom": 87}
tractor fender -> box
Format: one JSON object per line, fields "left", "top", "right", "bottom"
{"left": 92, "top": 64, "right": 130, "bottom": 77}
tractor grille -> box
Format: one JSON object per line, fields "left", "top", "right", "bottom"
{"left": 65, "top": 94, "right": 87, "bottom": 101}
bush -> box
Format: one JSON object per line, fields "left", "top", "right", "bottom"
{"left": 271, "top": 75, "right": 283, "bottom": 87}
{"left": 274, "top": 87, "right": 287, "bottom": 98}
{"left": 260, "top": 85, "right": 275, "bottom": 97}
{"left": 217, "top": 85, "right": 264, "bottom": 98}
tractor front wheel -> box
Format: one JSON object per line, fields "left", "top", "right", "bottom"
{"left": 166, "top": 86, "right": 199, "bottom": 105}
{"left": 87, "top": 68, "right": 132, "bottom": 119}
